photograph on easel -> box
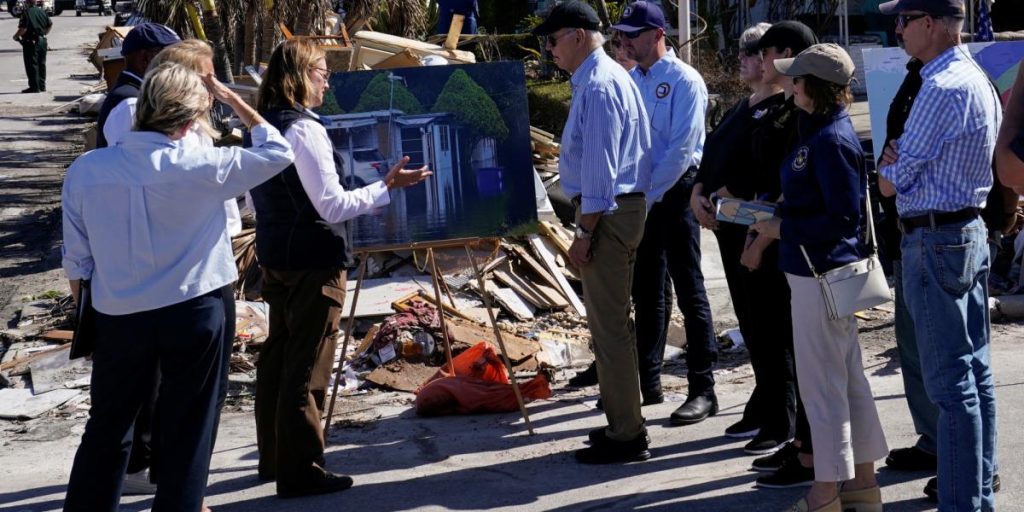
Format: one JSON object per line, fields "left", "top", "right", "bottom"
{"left": 317, "top": 61, "right": 538, "bottom": 249}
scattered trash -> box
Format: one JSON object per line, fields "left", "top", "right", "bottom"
{"left": 0, "top": 388, "right": 81, "bottom": 420}
{"left": 720, "top": 328, "right": 745, "bottom": 353}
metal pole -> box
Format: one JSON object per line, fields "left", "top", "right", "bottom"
{"left": 678, "top": 0, "right": 691, "bottom": 63}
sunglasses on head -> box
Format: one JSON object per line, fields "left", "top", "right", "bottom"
{"left": 896, "top": 13, "right": 929, "bottom": 29}
{"left": 619, "top": 27, "right": 654, "bottom": 39}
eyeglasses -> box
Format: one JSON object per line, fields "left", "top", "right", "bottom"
{"left": 896, "top": 13, "right": 929, "bottom": 30}
{"left": 618, "top": 27, "right": 654, "bottom": 39}
{"left": 546, "top": 29, "right": 576, "bottom": 47}
{"left": 310, "top": 67, "right": 330, "bottom": 80}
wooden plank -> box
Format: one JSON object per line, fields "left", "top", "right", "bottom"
{"left": 505, "top": 245, "right": 561, "bottom": 291}
{"left": 528, "top": 235, "right": 586, "bottom": 317}
{"left": 353, "top": 30, "right": 475, "bottom": 63}
{"left": 444, "top": 14, "right": 465, "bottom": 50}
{"left": 538, "top": 220, "right": 572, "bottom": 256}
{"left": 492, "top": 267, "right": 552, "bottom": 310}
{"left": 446, "top": 317, "right": 538, "bottom": 364}
{"left": 371, "top": 48, "right": 422, "bottom": 70}
{"left": 39, "top": 330, "right": 73, "bottom": 343}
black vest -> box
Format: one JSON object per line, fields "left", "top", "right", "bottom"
{"left": 247, "top": 107, "right": 352, "bottom": 271}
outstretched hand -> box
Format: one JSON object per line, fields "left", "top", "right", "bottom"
{"left": 384, "top": 156, "right": 432, "bottom": 190}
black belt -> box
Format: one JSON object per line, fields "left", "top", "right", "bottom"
{"left": 898, "top": 207, "right": 980, "bottom": 233}
{"left": 571, "top": 192, "right": 644, "bottom": 206}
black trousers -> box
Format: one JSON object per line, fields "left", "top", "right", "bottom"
{"left": 21, "top": 37, "right": 46, "bottom": 91}
{"left": 632, "top": 176, "right": 718, "bottom": 396}
{"left": 64, "top": 289, "right": 228, "bottom": 512}
{"left": 715, "top": 223, "right": 811, "bottom": 447}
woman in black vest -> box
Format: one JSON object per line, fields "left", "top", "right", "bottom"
{"left": 251, "top": 38, "right": 430, "bottom": 499}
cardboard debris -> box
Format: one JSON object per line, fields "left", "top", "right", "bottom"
{"left": 343, "top": 276, "right": 433, "bottom": 318}
{"left": 365, "top": 359, "right": 439, "bottom": 393}
{"left": 0, "top": 388, "right": 80, "bottom": 420}
{"left": 28, "top": 349, "right": 91, "bottom": 395}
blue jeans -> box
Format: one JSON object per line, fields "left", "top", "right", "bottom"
{"left": 900, "top": 217, "right": 996, "bottom": 512}
{"left": 892, "top": 261, "right": 939, "bottom": 455}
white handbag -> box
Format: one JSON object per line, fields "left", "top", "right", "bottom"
{"left": 799, "top": 184, "right": 892, "bottom": 321}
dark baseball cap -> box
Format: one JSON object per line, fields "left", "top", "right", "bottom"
{"left": 121, "top": 23, "right": 181, "bottom": 56}
{"left": 879, "top": 0, "right": 966, "bottom": 17}
{"left": 532, "top": 1, "right": 601, "bottom": 36}
{"left": 756, "top": 20, "right": 819, "bottom": 55}
{"left": 611, "top": 1, "right": 666, "bottom": 32}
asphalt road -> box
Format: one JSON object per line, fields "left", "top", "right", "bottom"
{"left": 0, "top": 12, "right": 1022, "bottom": 512}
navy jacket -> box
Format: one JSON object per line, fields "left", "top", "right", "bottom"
{"left": 247, "top": 107, "right": 352, "bottom": 271}
{"left": 778, "top": 109, "right": 867, "bottom": 277}
{"left": 96, "top": 71, "right": 143, "bottom": 149}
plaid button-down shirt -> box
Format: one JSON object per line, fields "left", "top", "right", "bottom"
{"left": 879, "top": 46, "right": 1001, "bottom": 216}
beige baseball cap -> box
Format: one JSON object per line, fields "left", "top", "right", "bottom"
{"left": 773, "top": 43, "right": 855, "bottom": 86}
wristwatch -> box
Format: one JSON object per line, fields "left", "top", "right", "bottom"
{"left": 574, "top": 225, "right": 593, "bottom": 240}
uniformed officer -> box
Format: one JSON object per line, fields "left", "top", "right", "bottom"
{"left": 612, "top": 1, "right": 718, "bottom": 426}
{"left": 12, "top": 0, "right": 51, "bottom": 94}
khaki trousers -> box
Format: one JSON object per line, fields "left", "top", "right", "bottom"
{"left": 578, "top": 195, "right": 647, "bottom": 441}
{"left": 255, "top": 267, "right": 346, "bottom": 492}
{"left": 786, "top": 273, "right": 889, "bottom": 481}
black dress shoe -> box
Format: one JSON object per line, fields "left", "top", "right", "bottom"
{"left": 568, "top": 364, "right": 598, "bottom": 387}
{"left": 21, "top": 88, "right": 40, "bottom": 93}
{"left": 670, "top": 395, "right": 718, "bottom": 425}
{"left": 885, "top": 446, "right": 937, "bottom": 472}
{"left": 589, "top": 426, "right": 651, "bottom": 446}
{"left": 277, "top": 471, "right": 354, "bottom": 498}
{"left": 924, "top": 473, "right": 1001, "bottom": 501}
{"left": 575, "top": 432, "right": 651, "bottom": 464}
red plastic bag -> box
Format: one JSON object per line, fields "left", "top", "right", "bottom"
{"left": 415, "top": 342, "right": 551, "bottom": 416}
{"left": 422, "top": 341, "right": 509, "bottom": 385}
{"left": 415, "top": 374, "right": 552, "bottom": 416}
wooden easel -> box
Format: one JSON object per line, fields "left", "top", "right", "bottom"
{"left": 323, "top": 239, "right": 536, "bottom": 435}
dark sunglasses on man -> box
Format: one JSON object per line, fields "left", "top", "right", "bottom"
{"left": 896, "top": 12, "right": 929, "bottom": 30}
{"left": 546, "top": 29, "right": 577, "bottom": 47}
{"left": 617, "top": 27, "right": 654, "bottom": 39}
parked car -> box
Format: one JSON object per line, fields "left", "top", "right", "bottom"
{"left": 112, "top": 0, "right": 137, "bottom": 25}
{"left": 75, "top": 0, "right": 110, "bottom": 16}
{"left": 54, "top": 0, "right": 73, "bottom": 15}
{"left": 334, "top": 148, "right": 388, "bottom": 189}
{"left": 7, "top": 0, "right": 55, "bottom": 17}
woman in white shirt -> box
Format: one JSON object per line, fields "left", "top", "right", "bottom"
{"left": 249, "top": 38, "right": 429, "bottom": 499}
{"left": 103, "top": 39, "right": 243, "bottom": 237}
{"left": 62, "top": 63, "right": 293, "bottom": 512}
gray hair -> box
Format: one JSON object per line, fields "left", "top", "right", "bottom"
{"left": 135, "top": 62, "right": 211, "bottom": 136}
{"left": 740, "top": 22, "right": 773, "bottom": 49}
{"left": 940, "top": 16, "right": 965, "bottom": 35}
{"left": 586, "top": 29, "right": 606, "bottom": 46}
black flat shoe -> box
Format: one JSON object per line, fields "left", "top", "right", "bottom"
{"left": 568, "top": 364, "right": 598, "bottom": 387}
{"left": 924, "top": 473, "right": 1001, "bottom": 501}
{"left": 751, "top": 441, "right": 798, "bottom": 472}
{"left": 670, "top": 395, "right": 718, "bottom": 425}
{"left": 754, "top": 456, "right": 814, "bottom": 488}
{"left": 277, "top": 471, "right": 353, "bottom": 498}
{"left": 575, "top": 432, "right": 651, "bottom": 464}
{"left": 744, "top": 433, "right": 792, "bottom": 455}
{"left": 724, "top": 417, "right": 761, "bottom": 438}
{"left": 885, "top": 446, "right": 937, "bottom": 472}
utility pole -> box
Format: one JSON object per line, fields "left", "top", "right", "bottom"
{"left": 678, "top": 0, "right": 691, "bottom": 62}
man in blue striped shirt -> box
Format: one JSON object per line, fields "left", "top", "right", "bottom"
{"left": 533, "top": 1, "right": 653, "bottom": 464}
{"left": 878, "top": 1, "right": 1000, "bottom": 509}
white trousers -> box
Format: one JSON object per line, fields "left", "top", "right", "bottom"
{"left": 787, "top": 273, "right": 889, "bottom": 482}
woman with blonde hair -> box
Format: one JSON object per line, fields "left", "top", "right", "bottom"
{"left": 62, "top": 62, "right": 293, "bottom": 511}
{"left": 251, "top": 38, "right": 430, "bottom": 498}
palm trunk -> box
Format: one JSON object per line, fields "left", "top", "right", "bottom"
{"left": 196, "top": 0, "right": 234, "bottom": 83}
{"left": 259, "top": 0, "right": 278, "bottom": 65}
{"left": 244, "top": 2, "right": 257, "bottom": 68}
{"left": 592, "top": 0, "right": 610, "bottom": 30}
